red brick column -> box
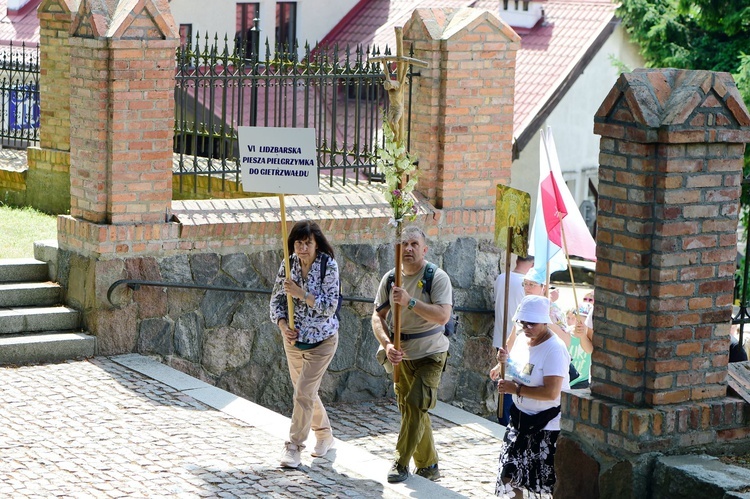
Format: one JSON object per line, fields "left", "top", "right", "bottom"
{"left": 593, "top": 69, "right": 750, "bottom": 406}
{"left": 26, "top": 0, "right": 76, "bottom": 214}
{"left": 56, "top": 0, "right": 179, "bottom": 347}
{"left": 67, "top": 0, "right": 177, "bottom": 224}
{"left": 555, "top": 69, "right": 750, "bottom": 499}
{"left": 37, "top": 0, "right": 74, "bottom": 152}
{"left": 404, "top": 8, "right": 519, "bottom": 237}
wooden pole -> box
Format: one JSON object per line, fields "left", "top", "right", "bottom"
{"left": 497, "top": 226, "right": 513, "bottom": 420}
{"left": 279, "top": 194, "right": 295, "bottom": 333}
{"left": 560, "top": 215, "right": 581, "bottom": 316}
{"left": 392, "top": 27, "right": 406, "bottom": 383}
{"left": 393, "top": 228, "right": 403, "bottom": 382}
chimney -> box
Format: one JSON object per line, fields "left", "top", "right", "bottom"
{"left": 497, "top": 0, "right": 546, "bottom": 30}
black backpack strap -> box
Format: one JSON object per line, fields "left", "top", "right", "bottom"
{"left": 422, "top": 262, "right": 436, "bottom": 297}
{"left": 319, "top": 253, "right": 329, "bottom": 289}
{"left": 375, "top": 270, "right": 396, "bottom": 312}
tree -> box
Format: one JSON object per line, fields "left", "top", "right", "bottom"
{"left": 617, "top": 0, "right": 750, "bottom": 73}
{"left": 618, "top": 0, "right": 750, "bottom": 301}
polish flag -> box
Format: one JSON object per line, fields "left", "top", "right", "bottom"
{"left": 540, "top": 169, "right": 567, "bottom": 247}
{"left": 530, "top": 127, "right": 596, "bottom": 279}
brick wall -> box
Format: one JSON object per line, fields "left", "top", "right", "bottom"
{"left": 406, "top": 8, "right": 519, "bottom": 237}
{"left": 38, "top": 0, "right": 74, "bottom": 152}
{"left": 107, "top": 40, "right": 176, "bottom": 224}
{"left": 68, "top": 36, "right": 110, "bottom": 223}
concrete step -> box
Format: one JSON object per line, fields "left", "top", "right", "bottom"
{"left": 0, "top": 306, "right": 80, "bottom": 334}
{"left": 0, "top": 332, "right": 96, "bottom": 366}
{"left": 0, "top": 282, "right": 61, "bottom": 307}
{"left": 0, "top": 258, "right": 49, "bottom": 283}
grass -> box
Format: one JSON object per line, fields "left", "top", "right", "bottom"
{"left": 0, "top": 204, "right": 57, "bottom": 259}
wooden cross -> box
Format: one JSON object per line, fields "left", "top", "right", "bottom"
{"left": 370, "top": 27, "right": 428, "bottom": 382}
{"left": 370, "top": 27, "right": 428, "bottom": 146}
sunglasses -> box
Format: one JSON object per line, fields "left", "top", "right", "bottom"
{"left": 583, "top": 297, "right": 594, "bottom": 303}
{"left": 517, "top": 321, "right": 539, "bottom": 329}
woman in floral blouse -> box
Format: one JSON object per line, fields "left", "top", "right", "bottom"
{"left": 270, "top": 220, "right": 340, "bottom": 469}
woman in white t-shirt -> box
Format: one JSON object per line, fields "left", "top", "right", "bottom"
{"left": 490, "top": 295, "right": 570, "bottom": 498}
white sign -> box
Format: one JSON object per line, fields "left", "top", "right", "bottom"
{"left": 238, "top": 126, "right": 319, "bottom": 195}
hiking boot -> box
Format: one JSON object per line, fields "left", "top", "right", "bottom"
{"left": 415, "top": 464, "right": 440, "bottom": 481}
{"left": 311, "top": 435, "right": 334, "bottom": 457}
{"left": 387, "top": 462, "right": 409, "bottom": 483}
{"left": 280, "top": 442, "right": 301, "bottom": 468}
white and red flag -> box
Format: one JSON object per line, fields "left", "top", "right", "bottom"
{"left": 529, "top": 127, "right": 596, "bottom": 280}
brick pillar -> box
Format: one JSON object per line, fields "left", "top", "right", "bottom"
{"left": 55, "top": 0, "right": 179, "bottom": 351}
{"left": 555, "top": 69, "right": 750, "bottom": 499}
{"left": 594, "top": 69, "right": 750, "bottom": 406}
{"left": 404, "top": 8, "right": 519, "bottom": 237}
{"left": 67, "top": 0, "right": 177, "bottom": 224}
{"left": 26, "top": 0, "right": 76, "bottom": 214}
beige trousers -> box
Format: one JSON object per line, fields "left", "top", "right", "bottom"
{"left": 283, "top": 334, "right": 338, "bottom": 447}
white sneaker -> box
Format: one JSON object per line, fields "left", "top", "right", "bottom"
{"left": 311, "top": 435, "right": 334, "bottom": 457}
{"left": 280, "top": 442, "right": 301, "bottom": 468}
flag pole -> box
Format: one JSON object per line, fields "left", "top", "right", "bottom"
{"left": 279, "top": 194, "right": 295, "bottom": 333}
{"left": 497, "top": 226, "right": 513, "bottom": 420}
{"left": 559, "top": 215, "right": 581, "bottom": 316}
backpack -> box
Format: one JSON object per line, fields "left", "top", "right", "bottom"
{"left": 382, "top": 262, "right": 458, "bottom": 336}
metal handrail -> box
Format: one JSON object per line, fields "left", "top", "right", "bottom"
{"left": 106, "top": 278, "right": 493, "bottom": 315}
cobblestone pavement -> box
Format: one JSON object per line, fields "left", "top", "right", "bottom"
{"left": 0, "top": 356, "right": 510, "bottom": 498}
{"left": 0, "top": 358, "right": 406, "bottom": 498}
{"left": 327, "top": 400, "right": 502, "bottom": 498}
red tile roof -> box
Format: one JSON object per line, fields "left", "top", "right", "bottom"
{"left": 321, "top": 0, "right": 619, "bottom": 151}
{"left": 319, "top": 0, "right": 475, "bottom": 53}
{"left": 506, "top": 0, "right": 618, "bottom": 148}
{"left": 0, "top": 0, "right": 41, "bottom": 46}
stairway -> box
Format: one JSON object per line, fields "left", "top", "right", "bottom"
{"left": 0, "top": 258, "right": 96, "bottom": 365}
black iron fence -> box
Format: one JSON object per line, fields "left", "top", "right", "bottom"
{"left": 0, "top": 42, "right": 40, "bottom": 149}
{"left": 0, "top": 37, "right": 411, "bottom": 195}
{"left": 174, "top": 34, "right": 412, "bottom": 195}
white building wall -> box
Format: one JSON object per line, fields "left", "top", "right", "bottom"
{"left": 169, "top": 0, "right": 360, "bottom": 50}
{"left": 510, "top": 24, "right": 644, "bottom": 220}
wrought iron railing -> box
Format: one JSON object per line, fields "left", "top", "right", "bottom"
{"left": 174, "top": 34, "right": 414, "bottom": 195}
{"left": 106, "top": 278, "right": 493, "bottom": 316}
{"left": 0, "top": 42, "right": 40, "bottom": 149}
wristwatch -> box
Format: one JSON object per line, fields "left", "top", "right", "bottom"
{"left": 407, "top": 297, "right": 417, "bottom": 310}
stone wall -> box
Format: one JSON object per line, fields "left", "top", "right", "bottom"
{"left": 58, "top": 232, "right": 501, "bottom": 416}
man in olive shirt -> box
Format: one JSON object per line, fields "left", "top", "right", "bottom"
{"left": 372, "top": 226, "right": 452, "bottom": 483}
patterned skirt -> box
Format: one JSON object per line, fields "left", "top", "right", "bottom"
{"left": 495, "top": 426, "right": 559, "bottom": 497}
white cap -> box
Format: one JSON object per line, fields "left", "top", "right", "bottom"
{"left": 513, "top": 295, "right": 550, "bottom": 324}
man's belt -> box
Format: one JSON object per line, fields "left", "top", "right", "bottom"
{"left": 397, "top": 325, "right": 444, "bottom": 342}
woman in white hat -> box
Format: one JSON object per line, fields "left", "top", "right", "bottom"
{"left": 490, "top": 295, "right": 570, "bottom": 498}
{"left": 503, "top": 269, "right": 570, "bottom": 355}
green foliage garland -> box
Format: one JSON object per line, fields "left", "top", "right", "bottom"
{"left": 377, "top": 119, "right": 419, "bottom": 225}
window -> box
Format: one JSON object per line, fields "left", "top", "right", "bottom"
{"left": 275, "top": 2, "right": 297, "bottom": 53}
{"left": 179, "top": 24, "right": 192, "bottom": 49}
{"left": 236, "top": 3, "right": 260, "bottom": 57}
